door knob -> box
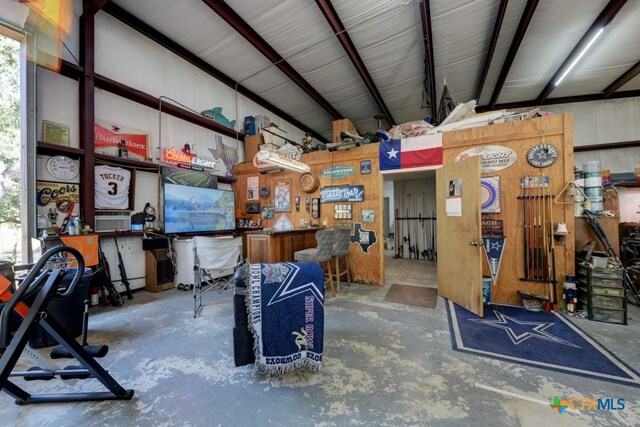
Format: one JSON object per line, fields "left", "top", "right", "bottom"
{"left": 469, "top": 240, "right": 482, "bottom": 247}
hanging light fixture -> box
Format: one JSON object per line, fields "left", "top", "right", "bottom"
{"left": 255, "top": 150, "right": 310, "bottom": 173}
{"left": 555, "top": 27, "right": 604, "bottom": 87}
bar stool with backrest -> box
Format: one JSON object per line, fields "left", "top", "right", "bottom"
{"left": 331, "top": 228, "right": 351, "bottom": 293}
{"left": 293, "top": 229, "right": 336, "bottom": 297}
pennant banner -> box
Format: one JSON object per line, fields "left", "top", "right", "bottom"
{"left": 482, "top": 237, "right": 506, "bottom": 286}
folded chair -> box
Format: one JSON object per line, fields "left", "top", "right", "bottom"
{"left": 192, "top": 236, "right": 242, "bottom": 317}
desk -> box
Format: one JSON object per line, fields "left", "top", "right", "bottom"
{"left": 245, "top": 228, "right": 319, "bottom": 263}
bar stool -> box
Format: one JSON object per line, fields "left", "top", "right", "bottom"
{"left": 332, "top": 228, "right": 351, "bottom": 293}
{"left": 293, "top": 229, "right": 335, "bottom": 297}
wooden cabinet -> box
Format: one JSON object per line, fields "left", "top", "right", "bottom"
{"left": 144, "top": 249, "right": 174, "bottom": 292}
{"left": 245, "top": 229, "right": 318, "bottom": 263}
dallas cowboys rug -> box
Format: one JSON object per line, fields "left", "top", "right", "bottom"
{"left": 446, "top": 299, "right": 640, "bottom": 388}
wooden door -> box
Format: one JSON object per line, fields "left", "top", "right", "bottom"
{"left": 436, "top": 156, "right": 483, "bottom": 316}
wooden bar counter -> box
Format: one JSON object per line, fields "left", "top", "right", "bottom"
{"left": 245, "top": 228, "right": 319, "bottom": 263}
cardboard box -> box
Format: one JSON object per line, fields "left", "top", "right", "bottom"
{"left": 332, "top": 119, "right": 357, "bottom": 144}
{"left": 245, "top": 134, "right": 263, "bottom": 162}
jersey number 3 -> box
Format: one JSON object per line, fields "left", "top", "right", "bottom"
{"left": 108, "top": 182, "right": 118, "bottom": 195}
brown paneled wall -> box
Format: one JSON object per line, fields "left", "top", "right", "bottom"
{"left": 233, "top": 144, "right": 384, "bottom": 285}
{"left": 442, "top": 113, "right": 575, "bottom": 305}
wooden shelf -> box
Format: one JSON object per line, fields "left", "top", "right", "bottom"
{"left": 37, "top": 142, "right": 85, "bottom": 158}
{"left": 218, "top": 175, "right": 237, "bottom": 184}
{"left": 95, "top": 153, "right": 159, "bottom": 170}
{"left": 610, "top": 182, "right": 640, "bottom": 188}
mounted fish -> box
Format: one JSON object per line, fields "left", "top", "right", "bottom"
{"left": 201, "top": 107, "right": 236, "bottom": 130}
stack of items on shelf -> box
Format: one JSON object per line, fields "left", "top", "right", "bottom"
{"left": 582, "top": 161, "right": 604, "bottom": 214}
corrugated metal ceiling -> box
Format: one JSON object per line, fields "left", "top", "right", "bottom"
{"left": 108, "top": 0, "right": 640, "bottom": 141}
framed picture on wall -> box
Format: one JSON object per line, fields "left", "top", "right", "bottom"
{"left": 94, "top": 164, "right": 136, "bottom": 210}
{"left": 245, "top": 202, "right": 260, "bottom": 214}
{"left": 274, "top": 179, "right": 291, "bottom": 212}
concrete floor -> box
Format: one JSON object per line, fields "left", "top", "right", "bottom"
{"left": 1, "top": 256, "right": 639, "bottom": 426}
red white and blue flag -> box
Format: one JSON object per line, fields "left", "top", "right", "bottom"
{"left": 379, "top": 134, "right": 443, "bottom": 173}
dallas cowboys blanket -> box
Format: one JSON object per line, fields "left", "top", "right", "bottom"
{"left": 247, "top": 262, "right": 324, "bottom": 375}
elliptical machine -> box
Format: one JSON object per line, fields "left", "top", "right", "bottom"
{"left": 0, "top": 246, "right": 134, "bottom": 405}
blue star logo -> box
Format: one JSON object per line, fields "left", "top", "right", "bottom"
{"left": 266, "top": 263, "right": 324, "bottom": 307}
{"left": 387, "top": 148, "right": 398, "bottom": 159}
{"left": 470, "top": 310, "right": 581, "bottom": 348}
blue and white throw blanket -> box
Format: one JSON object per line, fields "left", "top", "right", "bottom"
{"left": 247, "top": 262, "right": 324, "bottom": 375}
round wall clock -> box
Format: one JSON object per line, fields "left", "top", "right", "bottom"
{"left": 526, "top": 144, "right": 558, "bottom": 168}
{"left": 46, "top": 155, "right": 79, "bottom": 180}
{"left": 299, "top": 172, "right": 319, "bottom": 193}
{"left": 260, "top": 185, "right": 270, "bottom": 199}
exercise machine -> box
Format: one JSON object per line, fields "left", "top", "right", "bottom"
{"left": 0, "top": 246, "right": 134, "bottom": 405}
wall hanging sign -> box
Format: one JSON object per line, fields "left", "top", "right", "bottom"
{"left": 273, "top": 213, "right": 294, "bottom": 231}
{"left": 334, "top": 204, "right": 352, "bottom": 220}
{"left": 481, "top": 218, "right": 504, "bottom": 238}
{"left": 299, "top": 172, "right": 319, "bottom": 193}
{"left": 36, "top": 181, "right": 80, "bottom": 211}
{"left": 526, "top": 143, "right": 558, "bottom": 168}
{"left": 362, "top": 209, "right": 374, "bottom": 223}
{"left": 482, "top": 237, "right": 507, "bottom": 287}
{"left": 260, "top": 185, "right": 270, "bottom": 199}
{"left": 42, "top": 120, "right": 70, "bottom": 146}
{"left": 94, "top": 119, "right": 149, "bottom": 161}
{"left": 247, "top": 176, "right": 259, "bottom": 200}
{"left": 261, "top": 205, "right": 274, "bottom": 219}
{"left": 320, "top": 185, "right": 364, "bottom": 203}
{"left": 208, "top": 134, "right": 238, "bottom": 177}
{"left": 360, "top": 160, "right": 372, "bottom": 174}
{"left": 321, "top": 165, "right": 356, "bottom": 179}
{"left": 454, "top": 145, "right": 517, "bottom": 173}
{"left": 162, "top": 144, "right": 223, "bottom": 172}
{"left": 350, "top": 223, "right": 377, "bottom": 253}
{"left": 46, "top": 155, "right": 79, "bottom": 181}
{"left": 480, "top": 176, "right": 501, "bottom": 213}
{"left": 274, "top": 179, "right": 291, "bottom": 212}
{"left": 160, "top": 166, "right": 217, "bottom": 188}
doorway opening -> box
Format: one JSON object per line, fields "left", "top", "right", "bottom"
{"left": 0, "top": 33, "right": 22, "bottom": 263}
{"left": 383, "top": 170, "right": 438, "bottom": 288}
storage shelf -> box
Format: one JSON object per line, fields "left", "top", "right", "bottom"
{"left": 610, "top": 182, "right": 640, "bottom": 188}
{"left": 95, "top": 153, "right": 159, "bottom": 170}
{"left": 37, "top": 142, "right": 85, "bottom": 158}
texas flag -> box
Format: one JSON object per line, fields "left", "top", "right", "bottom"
{"left": 379, "top": 134, "right": 443, "bottom": 173}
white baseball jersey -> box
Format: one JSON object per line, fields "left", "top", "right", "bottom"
{"left": 95, "top": 165, "right": 131, "bottom": 209}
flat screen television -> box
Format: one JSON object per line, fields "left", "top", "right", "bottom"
{"left": 163, "top": 183, "right": 236, "bottom": 234}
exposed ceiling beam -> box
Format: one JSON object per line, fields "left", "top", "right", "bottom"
{"left": 488, "top": 0, "right": 539, "bottom": 110}
{"left": 536, "top": 0, "right": 627, "bottom": 104}
{"left": 101, "top": 2, "right": 330, "bottom": 145}
{"left": 419, "top": 0, "right": 437, "bottom": 123}
{"left": 603, "top": 59, "right": 640, "bottom": 97}
{"left": 201, "top": 0, "right": 343, "bottom": 121}
{"left": 315, "top": 0, "right": 395, "bottom": 127}
{"left": 476, "top": 0, "right": 509, "bottom": 101}
{"left": 477, "top": 88, "right": 640, "bottom": 112}
{"left": 83, "top": 0, "right": 109, "bottom": 15}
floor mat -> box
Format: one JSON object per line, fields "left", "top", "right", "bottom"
{"left": 384, "top": 284, "right": 438, "bottom": 309}
{"left": 446, "top": 299, "right": 640, "bottom": 388}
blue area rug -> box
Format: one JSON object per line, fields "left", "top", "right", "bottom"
{"left": 446, "top": 299, "right": 640, "bottom": 388}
